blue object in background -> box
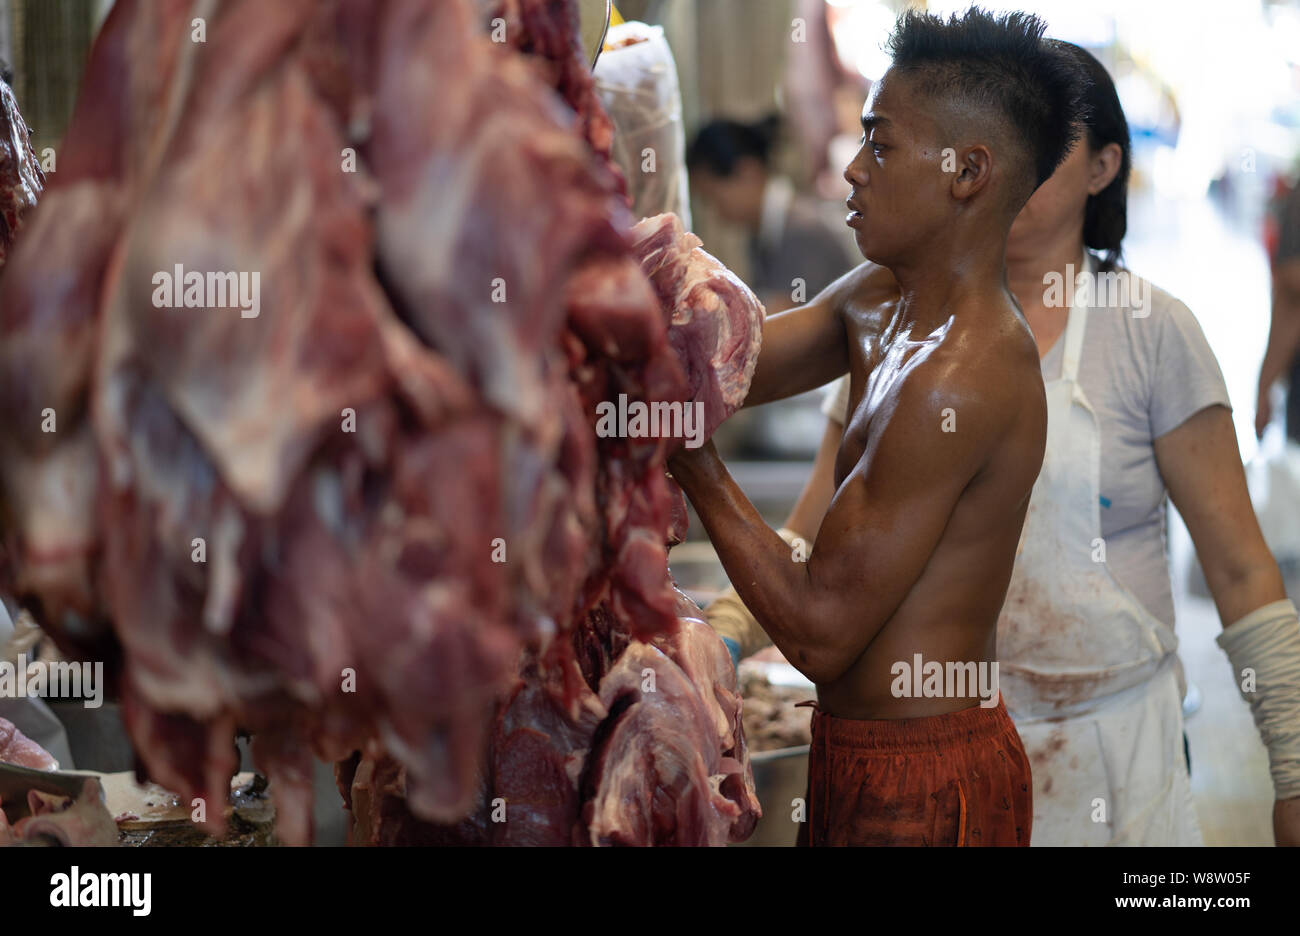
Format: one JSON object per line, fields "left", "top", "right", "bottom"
{"left": 722, "top": 636, "right": 742, "bottom": 671}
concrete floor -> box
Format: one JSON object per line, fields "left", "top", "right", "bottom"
{"left": 1173, "top": 582, "right": 1276, "bottom": 846}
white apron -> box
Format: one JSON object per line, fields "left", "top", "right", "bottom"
{"left": 997, "top": 270, "right": 1203, "bottom": 846}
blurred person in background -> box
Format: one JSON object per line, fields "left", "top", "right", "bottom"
{"left": 1257, "top": 177, "right": 1300, "bottom": 442}
{"left": 709, "top": 42, "right": 1300, "bottom": 846}
{"left": 687, "top": 115, "right": 857, "bottom": 314}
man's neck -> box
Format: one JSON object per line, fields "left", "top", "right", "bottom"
{"left": 889, "top": 236, "right": 1011, "bottom": 330}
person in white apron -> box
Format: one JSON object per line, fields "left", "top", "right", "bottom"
{"left": 708, "top": 43, "right": 1300, "bottom": 845}
{"left": 996, "top": 255, "right": 1198, "bottom": 844}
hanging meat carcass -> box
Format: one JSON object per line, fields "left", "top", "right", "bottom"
{"left": 0, "top": 0, "right": 763, "bottom": 846}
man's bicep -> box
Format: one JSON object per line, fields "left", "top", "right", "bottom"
{"left": 744, "top": 261, "right": 888, "bottom": 407}
{"left": 744, "top": 290, "right": 846, "bottom": 407}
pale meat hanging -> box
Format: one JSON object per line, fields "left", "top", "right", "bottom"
{"left": 0, "top": 0, "right": 764, "bottom": 846}
{"left": 0, "top": 79, "right": 44, "bottom": 269}
{"left": 0, "top": 716, "right": 58, "bottom": 769}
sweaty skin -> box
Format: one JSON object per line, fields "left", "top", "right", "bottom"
{"left": 669, "top": 73, "right": 1047, "bottom": 719}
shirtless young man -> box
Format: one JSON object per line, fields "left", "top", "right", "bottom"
{"left": 667, "top": 10, "right": 1085, "bottom": 846}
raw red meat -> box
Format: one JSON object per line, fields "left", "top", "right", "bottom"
{"left": 577, "top": 587, "right": 758, "bottom": 845}
{"left": 0, "top": 716, "right": 58, "bottom": 769}
{"left": 667, "top": 485, "right": 690, "bottom": 545}
{"left": 583, "top": 641, "right": 747, "bottom": 845}
{"left": 0, "top": 77, "right": 44, "bottom": 268}
{"left": 0, "top": 0, "right": 761, "bottom": 846}
{"left": 341, "top": 593, "right": 758, "bottom": 846}
{"left": 484, "top": 0, "right": 618, "bottom": 163}
{"left": 631, "top": 212, "right": 766, "bottom": 441}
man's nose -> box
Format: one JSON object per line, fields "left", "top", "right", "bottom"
{"left": 844, "top": 158, "right": 866, "bottom": 189}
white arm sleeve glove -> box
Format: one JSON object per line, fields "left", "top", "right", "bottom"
{"left": 1216, "top": 598, "right": 1300, "bottom": 799}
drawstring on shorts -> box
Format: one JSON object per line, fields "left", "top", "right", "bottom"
{"left": 796, "top": 699, "right": 822, "bottom": 843}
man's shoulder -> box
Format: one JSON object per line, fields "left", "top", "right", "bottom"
{"left": 944, "top": 296, "right": 1039, "bottom": 375}
{"left": 842, "top": 260, "right": 899, "bottom": 300}
{"left": 852, "top": 349, "right": 1020, "bottom": 490}
{"left": 831, "top": 261, "right": 900, "bottom": 328}
{"left": 911, "top": 338, "right": 1025, "bottom": 407}
{"left": 902, "top": 315, "right": 1039, "bottom": 439}
{"left": 887, "top": 337, "right": 1020, "bottom": 433}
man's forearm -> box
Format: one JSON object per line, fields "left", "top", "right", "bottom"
{"left": 707, "top": 421, "right": 841, "bottom": 667}
{"left": 671, "top": 449, "right": 833, "bottom": 677}
{"left": 708, "top": 527, "right": 808, "bottom": 665}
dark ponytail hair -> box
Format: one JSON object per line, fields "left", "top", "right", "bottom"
{"left": 686, "top": 113, "right": 781, "bottom": 177}
{"left": 1058, "top": 43, "right": 1131, "bottom": 272}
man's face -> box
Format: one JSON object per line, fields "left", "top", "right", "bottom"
{"left": 843, "top": 71, "right": 955, "bottom": 266}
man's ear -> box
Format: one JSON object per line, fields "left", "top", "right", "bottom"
{"left": 949, "top": 143, "right": 993, "bottom": 202}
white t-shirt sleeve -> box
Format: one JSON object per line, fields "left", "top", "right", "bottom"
{"left": 820, "top": 375, "right": 851, "bottom": 424}
{"left": 1148, "top": 295, "right": 1232, "bottom": 439}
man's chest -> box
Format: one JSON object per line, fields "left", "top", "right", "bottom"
{"left": 833, "top": 321, "right": 938, "bottom": 487}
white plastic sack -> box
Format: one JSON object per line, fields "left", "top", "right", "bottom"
{"left": 594, "top": 21, "right": 691, "bottom": 228}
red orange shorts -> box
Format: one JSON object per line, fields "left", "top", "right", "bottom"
{"left": 797, "top": 698, "right": 1032, "bottom": 846}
